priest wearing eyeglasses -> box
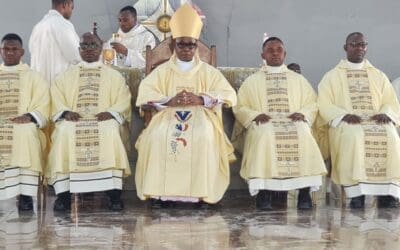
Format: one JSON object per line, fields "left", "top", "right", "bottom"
{"left": 318, "top": 32, "right": 400, "bottom": 209}
{"left": 47, "top": 32, "right": 131, "bottom": 211}
{"left": 135, "top": 4, "right": 237, "bottom": 207}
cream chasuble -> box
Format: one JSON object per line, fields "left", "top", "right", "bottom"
{"left": 48, "top": 62, "right": 131, "bottom": 194}
{"left": 318, "top": 60, "right": 400, "bottom": 198}
{"left": 232, "top": 65, "right": 326, "bottom": 195}
{"left": 0, "top": 64, "right": 49, "bottom": 199}
{"left": 135, "top": 54, "right": 236, "bottom": 203}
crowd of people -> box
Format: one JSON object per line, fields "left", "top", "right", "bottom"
{"left": 1, "top": 0, "right": 399, "bottom": 213}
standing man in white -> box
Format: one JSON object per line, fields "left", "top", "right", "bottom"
{"left": 106, "top": 6, "right": 156, "bottom": 68}
{"left": 29, "top": 0, "right": 81, "bottom": 86}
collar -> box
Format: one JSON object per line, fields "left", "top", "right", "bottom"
{"left": 0, "top": 63, "right": 29, "bottom": 71}
{"left": 79, "top": 61, "right": 103, "bottom": 68}
{"left": 262, "top": 64, "right": 287, "bottom": 73}
{"left": 176, "top": 58, "right": 195, "bottom": 72}
{"left": 346, "top": 60, "right": 365, "bottom": 70}
{"left": 337, "top": 59, "right": 374, "bottom": 70}
{"left": 117, "top": 24, "right": 145, "bottom": 38}
{"left": 48, "top": 9, "right": 64, "bottom": 18}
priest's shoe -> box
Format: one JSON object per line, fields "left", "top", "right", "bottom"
{"left": 18, "top": 195, "right": 33, "bottom": 211}
{"left": 256, "top": 190, "right": 272, "bottom": 210}
{"left": 297, "top": 188, "right": 312, "bottom": 210}
{"left": 377, "top": 195, "right": 400, "bottom": 208}
{"left": 53, "top": 192, "right": 71, "bottom": 211}
{"left": 350, "top": 195, "right": 365, "bottom": 209}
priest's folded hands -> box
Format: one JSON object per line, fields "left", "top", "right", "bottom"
{"left": 63, "top": 111, "right": 114, "bottom": 121}
{"left": 166, "top": 90, "right": 204, "bottom": 107}
{"left": 252, "top": 112, "right": 306, "bottom": 125}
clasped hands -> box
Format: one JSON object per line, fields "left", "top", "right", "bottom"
{"left": 342, "top": 113, "right": 392, "bottom": 124}
{"left": 166, "top": 90, "right": 204, "bottom": 107}
{"left": 63, "top": 111, "right": 114, "bottom": 122}
{"left": 253, "top": 112, "right": 306, "bottom": 125}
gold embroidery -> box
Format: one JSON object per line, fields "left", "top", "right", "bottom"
{"left": 75, "top": 118, "right": 100, "bottom": 167}
{"left": 75, "top": 68, "right": 101, "bottom": 167}
{"left": 347, "top": 70, "right": 388, "bottom": 180}
{"left": 0, "top": 72, "right": 19, "bottom": 167}
{"left": 265, "top": 73, "right": 300, "bottom": 177}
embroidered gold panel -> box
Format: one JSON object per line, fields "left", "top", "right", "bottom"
{"left": 265, "top": 73, "right": 300, "bottom": 177}
{"left": 347, "top": 70, "right": 388, "bottom": 180}
{"left": 75, "top": 68, "right": 101, "bottom": 167}
{"left": 0, "top": 72, "right": 19, "bottom": 167}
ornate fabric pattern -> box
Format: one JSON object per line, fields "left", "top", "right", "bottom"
{"left": 76, "top": 67, "right": 100, "bottom": 116}
{"left": 0, "top": 122, "right": 13, "bottom": 167}
{"left": 75, "top": 68, "right": 101, "bottom": 167}
{"left": 265, "top": 73, "right": 300, "bottom": 177}
{"left": 347, "top": 70, "right": 374, "bottom": 116}
{"left": 0, "top": 72, "right": 19, "bottom": 118}
{"left": 347, "top": 69, "right": 388, "bottom": 180}
{"left": 75, "top": 118, "right": 100, "bottom": 167}
{"left": 0, "top": 72, "right": 19, "bottom": 167}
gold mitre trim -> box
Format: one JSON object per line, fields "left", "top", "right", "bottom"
{"left": 170, "top": 3, "right": 203, "bottom": 39}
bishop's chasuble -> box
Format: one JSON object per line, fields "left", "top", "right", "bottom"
{"left": 0, "top": 63, "right": 49, "bottom": 199}
{"left": 318, "top": 60, "right": 400, "bottom": 198}
{"left": 47, "top": 62, "right": 131, "bottom": 194}
{"left": 135, "top": 54, "right": 237, "bottom": 204}
{"left": 232, "top": 65, "right": 326, "bottom": 195}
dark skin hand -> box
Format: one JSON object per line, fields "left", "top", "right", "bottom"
{"left": 342, "top": 114, "right": 362, "bottom": 124}
{"left": 63, "top": 111, "right": 82, "bottom": 122}
{"left": 166, "top": 90, "right": 204, "bottom": 107}
{"left": 371, "top": 114, "right": 392, "bottom": 124}
{"left": 110, "top": 42, "right": 128, "bottom": 56}
{"left": 95, "top": 112, "right": 114, "bottom": 121}
{"left": 253, "top": 114, "right": 272, "bottom": 125}
{"left": 288, "top": 112, "right": 306, "bottom": 122}
{"left": 10, "top": 114, "right": 32, "bottom": 124}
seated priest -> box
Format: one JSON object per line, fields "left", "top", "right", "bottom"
{"left": 47, "top": 32, "right": 131, "bottom": 211}
{"left": 232, "top": 37, "right": 327, "bottom": 210}
{"left": 0, "top": 33, "right": 49, "bottom": 211}
{"left": 135, "top": 4, "right": 237, "bottom": 207}
{"left": 318, "top": 32, "right": 400, "bottom": 209}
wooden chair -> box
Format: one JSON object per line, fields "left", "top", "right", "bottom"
{"left": 142, "top": 37, "right": 217, "bottom": 126}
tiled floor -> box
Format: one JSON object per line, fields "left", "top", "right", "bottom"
{"left": 1, "top": 190, "right": 399, "bottom": 249}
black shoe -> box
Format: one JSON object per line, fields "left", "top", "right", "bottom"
{"left": 150, "top": 199, "right": 163, "bottom": 209}
{"left": 53, "top": 192, "right": 71, "bottom": 212}
{"left": 377, "top": 196, "right": 400, "bottom": 208}
{"left": 272, "top": 191, "right": 288, "bottom": 209}
{"left": 106, "top": 189, "right": 124, "bottom": 211}
{"left": 18, "top": 195, "right": 33, "bottom": 211}
{"left": 297, "top": 188, "right": 312, "bottom": 210}
{"left": 350, "top": 195, "right": 365, "bottom": 209}
{"left": 109, "top": 200, "right": 124, "bottom": 211}
{"left": 256, "top": 190, "right": 272, "bottom": 210}
{"left": 194, "top": 201, "right": 216, "bottom": 209}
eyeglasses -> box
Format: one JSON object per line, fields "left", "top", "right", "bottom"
{"left": 79, "top": 43, "right": 100, "bottom": 50}
{"left": 176, "top": 42, "right": 197, "bottom": 50}
{"left": 347, "top": 41, "right": 368, "bottom": 48}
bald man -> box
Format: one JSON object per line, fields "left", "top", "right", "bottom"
{"left": 48, "top": 33, "right": 131, "bottom": 211}
{"left": 318, "top": 32, "right": 400, "bottom": 209}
